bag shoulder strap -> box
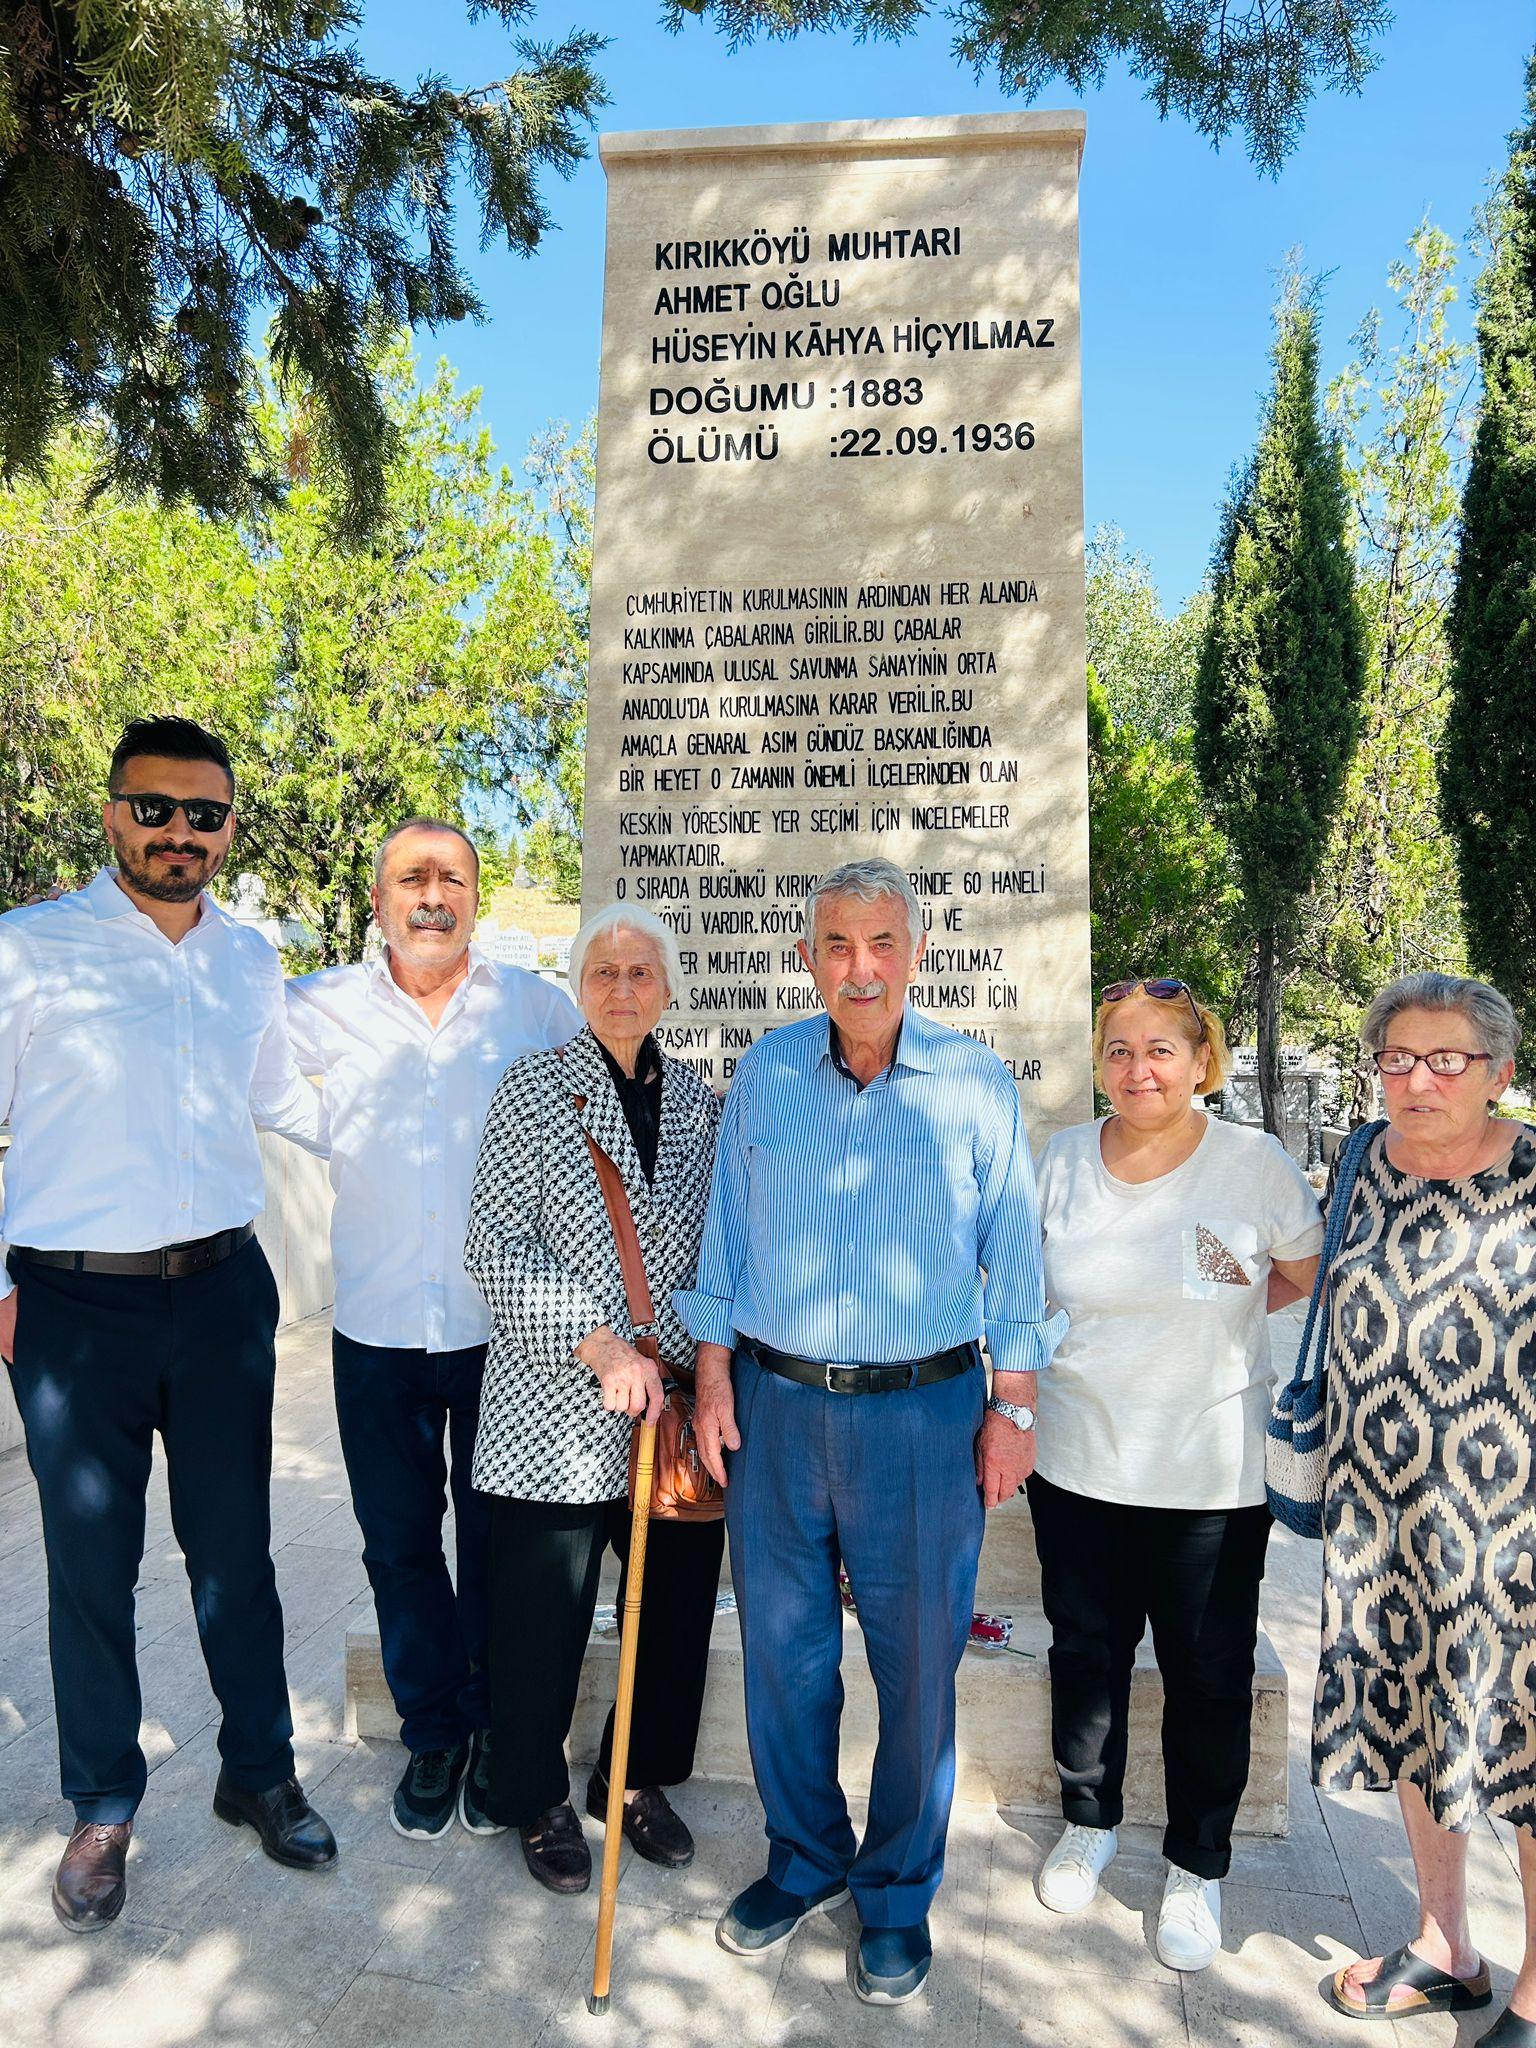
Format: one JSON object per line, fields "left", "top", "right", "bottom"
{"left": 557, "top": 1047, "right": 660, "bottom": 1363}
{"left": 1291, "top": 1116, "right": 1387, "bottom": 1392}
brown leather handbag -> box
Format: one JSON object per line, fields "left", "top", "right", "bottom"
{"left": 574, "top": 1104, "right": 725, "bottom": 1524}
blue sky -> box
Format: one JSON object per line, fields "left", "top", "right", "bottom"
{"left": 358, "top": 1, "right": 1534, "bottom": 607}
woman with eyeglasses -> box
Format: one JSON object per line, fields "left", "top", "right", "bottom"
{"left": 1028, "top": 977, "right": 1322, "bottom": 1972}
{"left": 1318, "top": 975, "right": 1536, "bottom": 2045}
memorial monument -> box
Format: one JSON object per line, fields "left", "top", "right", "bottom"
{"left": 582, "top": 111, "right": 1094, "bottom": 1139}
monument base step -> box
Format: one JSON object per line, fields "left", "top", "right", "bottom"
{"left": 344, "top": 1601, "right": 1288, "bottom": 1837}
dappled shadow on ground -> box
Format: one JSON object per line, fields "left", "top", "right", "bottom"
{"left": 1, "top": 1312, "right": 1529, "bottom": 2045}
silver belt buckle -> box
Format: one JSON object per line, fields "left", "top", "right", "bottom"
{"left": 824, "top": 1361, "right": 847, "bottom": 1392}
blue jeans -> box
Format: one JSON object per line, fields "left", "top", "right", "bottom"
{"left": 725, "top": 1345, "right": 985, "bottom": 1928}
{"left": 331, "top": 1332, "right": 491, "bottom": 1753}
{"left": 7, "top": 1240, "right": 294, "bottom": 1823}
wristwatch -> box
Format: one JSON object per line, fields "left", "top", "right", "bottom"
{"left": 987, "top": 1395, "right": 1035, "bottom": 1433}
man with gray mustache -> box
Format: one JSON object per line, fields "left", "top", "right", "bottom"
{"left": 285, "top": 820, "right": 579, "bottom": 1840}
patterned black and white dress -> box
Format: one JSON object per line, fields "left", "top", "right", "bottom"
{"left": 1313, "top": 1126, "right": 1536, "bottom": 1829}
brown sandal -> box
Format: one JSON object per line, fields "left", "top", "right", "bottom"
{"left": 1328, "top": 1943, "right": 1493, "bottom": 2021}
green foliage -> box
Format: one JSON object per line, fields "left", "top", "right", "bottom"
{"left": 1295, "top": 223, "right": 1471, "bottom": 1106}
{"left": 1195, "top": 273, "right": 1367, "bottom": 1129}
{"left": 1444, "top": 55, "right": 1536, "bottom": 1077}
{"left": 665, "top": 0, "right": 1389, "bottom": 170}
{"left": 0, "top": 344, "right": 593, "bottom": 961}
{"left": 0, "top": 2, "right": 606, "bottom": 539}
{"left": 1086, "top": 523, "right": 1209, "bottom": 742}
{"left": 0, "top": 432, "right": 261, "bottom": 903}
{"left": 1087, "top": 670, "right": 1240, "bottom": 1013}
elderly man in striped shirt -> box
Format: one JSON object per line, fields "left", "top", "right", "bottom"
{"left": 679, "top": 855, "right": 1062, "bottom": 2007}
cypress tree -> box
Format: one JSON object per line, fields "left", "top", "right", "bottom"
{"left": 1195, "top": 280, "right": 1366, "bottom": 1138}
{"left": 1443, "top": 55, "right": 1536, "bottom": 1074}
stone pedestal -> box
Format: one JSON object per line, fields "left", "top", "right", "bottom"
{"left": 344, "top": 1487, "right": 1290, "bottom": 1835}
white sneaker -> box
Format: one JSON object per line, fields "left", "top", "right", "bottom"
{"left": 1156, "top": 1864, "right": 1222, "bottom": 1971}
{"left": 1036, "top": 1822, "right": 1118, "bottom": 1913}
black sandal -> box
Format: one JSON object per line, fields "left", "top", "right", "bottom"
{"left": 1479, "top": 2012, "right": 1536, "bottom": 2047}
{"left": 1328, "top": 1943, "right": 1493, "bottom": 2021}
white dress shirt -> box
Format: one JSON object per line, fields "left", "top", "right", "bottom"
{"left": 0, "top": 868, "right": 326, "bottom": 1296}
{"left": 285, "top": 946, "right": 581, "bottom": 1352}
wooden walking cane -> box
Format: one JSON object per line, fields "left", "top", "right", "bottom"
{"left": 588, "top": 1413, "right": 657, "bottom": 2016}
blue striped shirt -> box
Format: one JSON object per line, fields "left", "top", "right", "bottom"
{"left": 674, "top": 1006, "right": 1065, "bottom": 1371}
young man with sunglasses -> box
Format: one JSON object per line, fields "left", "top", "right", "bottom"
{"left": 0, "top": 716, "right": 338, "bottom": 1932}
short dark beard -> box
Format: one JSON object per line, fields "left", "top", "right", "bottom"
{"left": 110, "top": 832, "right": 225, "bottom": 904}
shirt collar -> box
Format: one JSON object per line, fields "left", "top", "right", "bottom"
{"left": 819, "top": 1003, "right": 937, "bottom": 1079}
{"left": 87, "top": 866, "right": 224, "bottom": 934}
{"left": 370, "top": 939, "right": 498, "bottom": 1000}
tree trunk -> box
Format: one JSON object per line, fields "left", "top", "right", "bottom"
{"left": 1255, "top": 924, "right": 1286, "bottom": 1141}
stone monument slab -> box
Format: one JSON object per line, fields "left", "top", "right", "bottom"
{"left": 583, "top": 112, "right": 1092, "bottom": 1136}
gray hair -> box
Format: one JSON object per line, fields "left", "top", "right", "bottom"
{"left": 803, "top": 857, "right": 924, "bottom": 954}
{"left": 373, "top": 818, "right": 480, "bottom": 888}
{"left": 1361, "top": 971, "right": 1521, "bottom": 1068}
{"left": 568, "top": 903, "right": 684, "bottom": 1005}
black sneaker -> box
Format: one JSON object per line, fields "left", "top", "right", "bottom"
{"left": 457, "top": 1727, "right": 508, "bottom": 1837}
{"left": 390, "top": 1742, "right": 469, "bottom": 1841}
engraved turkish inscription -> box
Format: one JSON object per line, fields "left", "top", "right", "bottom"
{"left": 584, "top": 114, "right": 1093, "bottom": 1138}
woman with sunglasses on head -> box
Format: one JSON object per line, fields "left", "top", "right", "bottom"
{"left": 1028, "top": 977, "right": 1322, "bottom": 1972}
{"left": 1318, "top": 975, "right": 1536, "bottom": 2045}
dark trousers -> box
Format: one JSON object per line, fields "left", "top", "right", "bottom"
{"left": 726, "top": 1347, "right": 986, "bottom": 1928}
{"left": 332, "top": 1332, "right": 492, "bottom": 1754}
{"left": 483, "top": 1492, "right": 725, "bottom": 1828}
{"left": 1026, "top": 1471, "right": 1272, "bottom": 1880}
{"left": 6, "top": 1240, "right": 295, "bottom": 1824}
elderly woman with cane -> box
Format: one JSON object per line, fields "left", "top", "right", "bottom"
{"left": 1313, "top": 974, "right": 1536, "bottom": 2046}
{"left": 464, "top": 903, "right": 724, "bottom": 1895}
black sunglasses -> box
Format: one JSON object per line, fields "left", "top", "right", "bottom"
{"left": 109, "top": 792, "right": 233, "bottom": 834}
{"left": 1101, "top": 976, "right": 1205, "bottom": 1035}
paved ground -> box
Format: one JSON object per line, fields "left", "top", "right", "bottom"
{"left": 0, "top": 1311, "right": 1528, "bottom": 2047}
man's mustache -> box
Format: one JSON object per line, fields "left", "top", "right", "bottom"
{"left": 147, "top": 842, "right": 205, "bottom": 860}
{"left": 407, "top": 906, "right": 457, "bottom": 932}
{"left": 839, "top": 981, "right": 884, "bottom": 999}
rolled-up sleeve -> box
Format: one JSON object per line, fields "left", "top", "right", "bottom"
{"left": 673, "top": 1070, "right": 749, "bottom": 1348}
{"left": 974, "top": 1071, "right": 1067, "bottom": 1373}
{"left": 465, "top": 1060, "right": 612, "bottom": 1361}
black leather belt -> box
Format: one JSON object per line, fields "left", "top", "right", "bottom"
{"left": 744, "top": 1337, "right": 978, "bottom": 1395}
{"left": 12, "top": 1223, "right": 255, "bottom": 1280}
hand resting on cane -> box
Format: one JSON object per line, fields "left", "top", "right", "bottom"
{"left": 575, "top": 1325, "right": 666, "bottom": 1423}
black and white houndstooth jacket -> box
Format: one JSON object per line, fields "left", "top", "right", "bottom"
{"left": 465, "top": 1025, "right": 721, "bottom": 1504}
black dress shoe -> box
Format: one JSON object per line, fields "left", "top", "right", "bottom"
{"left": 586, "top": 1767, "right": 695, "bottom": 1868}
{"left": 519, "top": 1803, "right": 591, "bottom": 1894}
{"left": 213, "top": 1771, "right": 338, "bottom": 1869}
{"left": 1479, "top": 2011, "right": 1536, "bottom": 2046}
{"left": 52, "top": 1820, "right": 132, "bottom": 1931}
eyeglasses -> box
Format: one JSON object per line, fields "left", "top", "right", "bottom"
{"left": 1101, "top": 976, "right": 1205, "bottom": 1034}
{"left": 1372, "top": 1048, "right": 1493, "bottom": 1078}
{"left": 109, "top": 792, "right": 233, "bottom": 834}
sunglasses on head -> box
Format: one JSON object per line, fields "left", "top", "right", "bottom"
{"left": 109, "top": 792, "right": 233, "bottom": 834}
{"left": 1101, "top": 976, "right": 1205, "bottom": 1034}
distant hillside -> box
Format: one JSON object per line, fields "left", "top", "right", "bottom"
{"left": 481, "top": 884, "right": 581, "bottom": 940}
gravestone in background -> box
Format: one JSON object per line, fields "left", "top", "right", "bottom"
{"left": 582, "top": 112, "right": 1093, "bottom": 1140}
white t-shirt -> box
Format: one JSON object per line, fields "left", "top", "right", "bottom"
{"left": 1035, "top": 1114, "right": 1323, "bottom": 1510}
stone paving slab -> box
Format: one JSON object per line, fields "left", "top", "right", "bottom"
{"left": 0, "top": 1307, "right": 1525, "bottom": 2046}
